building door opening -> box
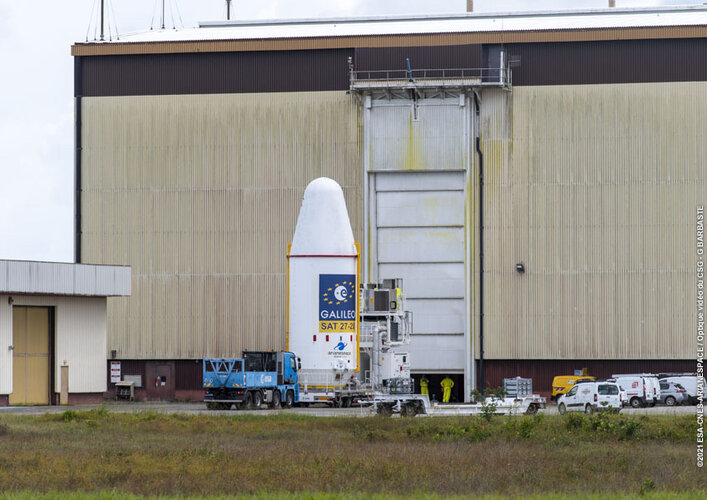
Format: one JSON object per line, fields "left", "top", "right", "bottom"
{"left": 10, "top": 307, "right": 53, "bottom": 405}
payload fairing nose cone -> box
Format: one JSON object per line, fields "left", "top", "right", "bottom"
{"left": 290, "top": 177, "right": 356, "bottom": 256}
{"left": 288, "top": 177, "right": 359, "bottom": 379}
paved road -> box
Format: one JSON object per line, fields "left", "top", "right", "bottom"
{"left": 0, "top": 401, "right": 373, "bottom": 417}
{"left": 0, "top": 401, "right": 699, "bottom": 417}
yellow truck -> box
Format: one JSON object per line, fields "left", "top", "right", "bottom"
{"left": 551, "top": 375, "right": 595, "bottom": 401}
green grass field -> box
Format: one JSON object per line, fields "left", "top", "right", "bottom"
{"left": 0, "top": 408, "right": 703, "bottom": 499}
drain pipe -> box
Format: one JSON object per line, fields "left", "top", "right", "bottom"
{"left": 74, "top": 56, "right": 83, "bottom": 263}
{"left": 473, "top": 90, "right": 484, "bottom": 392}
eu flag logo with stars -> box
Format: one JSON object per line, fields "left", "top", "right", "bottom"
{"left": 319, "top": 274, "right": 356, "bottom": 333}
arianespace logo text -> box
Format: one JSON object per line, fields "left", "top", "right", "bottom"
{"left": 319, "top": 274, "right": 355, "bottom": 333}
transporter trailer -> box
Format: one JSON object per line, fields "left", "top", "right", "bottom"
{"left": 372, "top": 392, "right": 546, "bottom": 417}
{"left": 203, "top": 351, "right": 300, "bottom": 410}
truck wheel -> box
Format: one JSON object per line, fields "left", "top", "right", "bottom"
{"left": 664, "top": 396, "right": 676, "bottom": 406}
{"left": 630, "top": 397, "right": 642, "bottom": 409}
{"left": 585, "top": 404, "right": 593, "bottom": 415}
{"left": 342, "top": 397, "right": 352, "bottom": 408}
{"left": 401, "top": 403, "right": 416, "bottom": 417}
{"left": 253, "top": 391, "right": 263, "bottom": 409}
{"left": 271, "top": 390, "right": 281, "bottom": 409}
{"left": 558, "top": 403, "right": 566, "bottom": 415}
{"left": 285, "top": 390, "right": 294, "bottom": 408}
{"left": 243, "top": 391, "right": 253, "bottom": 410}
{"left": 525, "top": 403, "right": 538, "bottom": 415}
{"left": 376, "top": 404, "right": 393, "bottom": 417}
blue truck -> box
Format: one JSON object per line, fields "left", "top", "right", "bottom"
{"left": 203, "top": 350, "right": 300, "bottom": 410}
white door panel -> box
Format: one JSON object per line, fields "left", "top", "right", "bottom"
{"left": 378, "top": 263, "right": 465, "bottom": 299}
{"left": 405, "top": 334, "right": 465, "bottom": 372}
{"left": 377, "top": 191, "right": 465, "bottom": 227}
{"left": 407, "top": 298, "right": 466, "bottom": 334}
{"left": 377, "top": 228, "right": 464, "bottom": 263}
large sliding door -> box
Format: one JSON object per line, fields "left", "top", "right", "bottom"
{"left": 363, "top": 94, "right": 475, "bottom": 384}
{"left": 10, "top": 307, "right": 52, "bottom": 405}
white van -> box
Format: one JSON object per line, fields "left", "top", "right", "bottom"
{"left": 557, "top": 381, "right": 623, "bottom": 414}
{"left": 610, "top": 374, "right": 659, "bottom": 408}
{"left": 659, "top": 375, "right": 707, "bottom": 405}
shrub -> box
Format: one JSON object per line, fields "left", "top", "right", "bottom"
{"left": 617, "top": 418, "right": 643, "bottom": 440}
{"left": 639, "top": 477, "right": 656, "bottom": 495}
{"left": 61, "top": 410, "right": 79, "bottom": 422}
{"left": 564, "top": 412, "right": 585, "bottom": 430}
{"left": 480, "top": 401, "right": 497, "bottom": 422}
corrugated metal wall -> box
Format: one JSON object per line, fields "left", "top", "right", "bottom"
{"left": 81, "top": 91, "right": 362, "bottom": 359}
{"left": 483, "top": 81, "right": 706, "bottom": 360}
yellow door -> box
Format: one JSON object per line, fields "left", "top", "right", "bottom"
{"left": 9, "top": 307, "right": 50, "bottom": 405}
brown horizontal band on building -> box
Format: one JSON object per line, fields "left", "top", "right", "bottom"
{"left": 508, "top": 38, "right": 707, "bottom": 86}
{"left": 79, "top": 49, "right": 354, "bottom": 96}
{"left": 71, "top": 25, "right": 707, "bottom": 57}
{"left": 355, "top": 44, "right": 482, "bottom": 72}
{"left": 78, "top": 38, "right": 707, "bottom": 97}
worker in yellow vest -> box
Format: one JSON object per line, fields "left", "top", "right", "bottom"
{"left": 420, "top": 375, "right": 429, "bottom": 396}
{"left": 441, "top": 376, "right": 454, "bottom": 403}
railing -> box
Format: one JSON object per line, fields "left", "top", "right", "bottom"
{"left": 359, "top": 311, "right": 413, "bottom": 347}
{"left": 350, "top": 67, "right": 511, "bottom": 88}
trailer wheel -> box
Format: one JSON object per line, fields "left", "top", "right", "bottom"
{"left": 253, "top": 391, "right": 263, "bottom": 409}
{"left": 219, "top": 403, "right": 232, "bottom": 410}
{"left": 401, "top": 403, "right": 416, "bottom": 417}
{"left": 206, "top": 402, "right": 218, "bottom": 410}
{"left": 243, "top": 391, "right": 253, "bottom": 410}
{"left": 630, "top": 397, "right": 642, "bottom": 409}
{"left": 584, "top": 404, "right": 594, "bottom": 415}
{"left": 271, "top": 390, "right": 282, "bottom": 409}
{"left": 342, "top": 397, "right": 352, "bottom": 408}
{"left": 376, "top": 404, "right": 393, "bottom": 417}
{"left": 285, "top": 390, "right": 295, "bottom": 408}
{"left": 558, "top": 403, "right": 567, "bottom": 415}
{"left": 525, "top": 403, "right": 538, "bottom": 415}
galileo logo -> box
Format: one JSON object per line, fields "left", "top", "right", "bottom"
{"left": 319, "top": 274, "right": 356, "bottom": 333}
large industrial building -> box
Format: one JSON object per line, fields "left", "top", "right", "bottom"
{"left": 71, "top": 6, "right": 705, "bottom": 401}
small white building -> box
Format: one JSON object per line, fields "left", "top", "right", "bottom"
{"left": 0, "top": 260, "right": 130, "bottom": 406}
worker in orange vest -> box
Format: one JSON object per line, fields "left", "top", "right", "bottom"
{"left": 420, "top": 375, "right": 429, "bottom": 396}
{"left": 441, "top": 376, "right": 454, "bottom": 403}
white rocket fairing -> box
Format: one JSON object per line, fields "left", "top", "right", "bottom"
{"left": 288, "top": 178, "right": 359, "bottom": 385}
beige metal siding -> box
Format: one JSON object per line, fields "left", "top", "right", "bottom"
{"left": 0, "top": 295, "right": 108, "bottom": 395}
{"left": 483, "top": 82, "right": 706, "bottom": 359}
{"left": 81, "top": 92, "right": 362, "bottom": 359}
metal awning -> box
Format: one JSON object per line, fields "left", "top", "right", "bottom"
{"left": 0, "top": 260, "right": 131, "bottom": 297}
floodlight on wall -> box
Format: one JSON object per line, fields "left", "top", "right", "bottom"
{"left": 515, "top": 263, "right": 526, "bottom": 274}
{"left": 7, "top": 296, "right": 13, "bottom": 305}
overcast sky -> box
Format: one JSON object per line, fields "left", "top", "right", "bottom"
{"left": 0, "top": 0, "right": 691, "bottom": 263}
